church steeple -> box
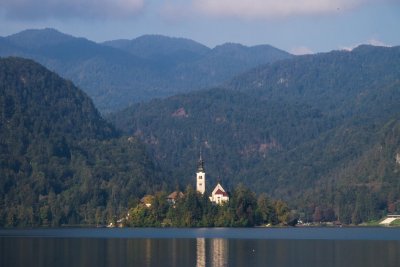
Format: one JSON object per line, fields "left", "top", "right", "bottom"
{"left": 196, "top": 151, "right": 206, "bottom": 194}
{"left": 197, "top": 150, "right": 204, "bottom": 172}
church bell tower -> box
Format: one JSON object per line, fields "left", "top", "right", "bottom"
{"left": 196, "top": 153, "right": 206, "bottom": 194}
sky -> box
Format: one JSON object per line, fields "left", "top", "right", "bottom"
{"left": 0, "top": 0, "right": 399, "bottom": 54}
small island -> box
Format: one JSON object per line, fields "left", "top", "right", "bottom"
{"left": 115, "top": 155, "right": 292, "bottom": 228}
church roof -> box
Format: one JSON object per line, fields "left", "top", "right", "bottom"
{"left": 197, "top": 154, "right": 204, "bottom": 172}
{"left": 215, "top": 189, "right": 228, "bottom": 197}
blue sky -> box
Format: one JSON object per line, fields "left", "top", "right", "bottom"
{"left": 0, "top": 0, "right": 399, "bottom": 54}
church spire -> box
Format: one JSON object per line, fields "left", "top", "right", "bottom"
{"left": 196, "top": 149, "right": 205, "bottom": 194}
{"left": 197, "top": 149, "right": 204, "bottom": 172}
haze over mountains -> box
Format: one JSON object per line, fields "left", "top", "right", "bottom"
{"left": 0, "top": 28, "right": 292, "bottom": 113}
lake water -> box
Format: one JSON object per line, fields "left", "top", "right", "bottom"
{"left": 1, "top": 227, "right": 400, "bottom": 267}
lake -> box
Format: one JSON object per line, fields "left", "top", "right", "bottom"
{"left": 1, "top": 227, "right": 400, "bottom": 267}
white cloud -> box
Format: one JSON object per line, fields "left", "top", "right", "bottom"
{"left": 0, "top": 0, "right": 144, "bottom": 20}
{"left": 193, "top": 0, "right": 369, "bottom": 19}
{"left": 290, "top": 46, "right": 314, "bottom": 55}
{"left": 367, "top": 38, "right": 388, "bottom": 47}
{"left": 340, "top": 38, "right": 391, "bottom": 51}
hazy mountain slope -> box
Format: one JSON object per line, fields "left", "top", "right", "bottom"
{"left": 103, "top": 34, "right": 210, "bottom": 59}
{"left": 103, "top": 36, "right": 293, "bottom": 101}
{"left": 0, "top": 57, "right": 162, "bottom": 227}
{"left": 0, "top": 37, "right": 23, "bottom": 54}
{"left": 105, "top": 37, "right": 293, "bottom": 89}
{"left": 109, "top": 45, "right": 400, "bottom": 223}
{"left": 1, "top": 28, "right": 292, "bottom": 112}
{"left": 228, "top": 45, "right": 400, "bottom": 115}
{"left": 171, "top": 43, "right": 293, "bottom": 89}
{"left": 2, "top": 29, "right": 155, "bottom": 111}
{"left": 6, "top": 28, "right": 76, "bottom": 49}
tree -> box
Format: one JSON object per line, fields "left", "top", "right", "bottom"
{"left": 230, "top": 184, "right": 257, "bottom": 226}
{"left": 255, "top": 193, "right": 274, "bottom": 225}
{"left": 274, "top": 200, "right": 290, "bottom": 224}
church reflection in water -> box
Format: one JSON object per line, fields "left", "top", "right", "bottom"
{"left": 196, "top": 238, "right": 229, "bottom": 267}
{"left": 196, "top": 238, "right": 206, "bottom": 267}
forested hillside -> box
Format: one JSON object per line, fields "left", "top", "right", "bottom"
{"left": 103, "top": 34, "right": 210, "bottom": 60}
{"left": 0, "top": 29, "right": 292, "bottom": 113}
{"left": 110, "top": 45, "right": 400, "bottom": 224}
{"left": 0, "top": 57, "right": 163, "bottom": 227}
{"left": 104, "top": 36, "right": 293, "bottom": 92}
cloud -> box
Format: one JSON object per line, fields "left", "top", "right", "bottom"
{"left": 159, "top": 1, "right": 196, "bottom": 22}
{"left": 0, "top": 0, "right": 144, "bottom": 20}
{"left": 192, "top": 0, "right": 371, "bottom": 19}
{"left": 340, "top": 38, "right": 391, "bottom": 51}
{"left": 290, "top": 46, "right": 313, "bottom": 55}
{"left": 367, "top": 38, "right": 389, "bottom": 47}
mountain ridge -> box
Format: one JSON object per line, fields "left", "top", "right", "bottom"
{"left": 103, "top": 34, "right": 210, "bottom": 58}
{"left": 6, "top": 28, "right": 76, "bottom": 49}
{"left": 1, "top": 28, "right": 293, "bottom": 113}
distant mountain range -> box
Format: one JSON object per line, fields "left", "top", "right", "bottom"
{"left": 110, "top": 45, "right": 400, "bottom": 224}
{"left": 0, "top": 28, "right": 292, "bottom": 113}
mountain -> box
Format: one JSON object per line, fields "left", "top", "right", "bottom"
{"left": 1, "top": 29, "right": 156, "bottom": 111}
{"left": 0, "top": 57, "right": 163, "bottom": 227}
{"left": 103, "top": 34, "right": 210, "bottom": 59}
{"left": 228, "top": 45, "right": 400, "bottom": 115}
{"left": 170, "top": 43, "right": 292, "bottom": 89}
{"left": 104, "top": 36, "right": 293, "bottom": 91}
{"left": 109, "top": 45, "right": 400, "bottom": 224}
{"left": 1, "top": 28, "right": 292, "bottom": 113}
{"left": 6, "top": 28, "right": 76, "bottom": 49}
{"left": 0, "top": 37, "right": 20, "bottom": 54}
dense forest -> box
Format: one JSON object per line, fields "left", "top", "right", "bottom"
{"left": 0, "top": 28, "right": 292, "bottom": 112}
{"left": 111, "top": 45, "right": 400, "bottom": 224}
{"left": 0, "top": 57, "right": 165, "bottom": 227}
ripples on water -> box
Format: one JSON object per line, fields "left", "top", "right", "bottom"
{"left": 1, "top": 228, "right": 400, "bottom": 267}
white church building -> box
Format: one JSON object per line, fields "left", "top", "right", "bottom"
{"left": 196, "top": 155, "right": 229, "bottom": 204}
{"left": 209, "top": 183, "right": 229, "bottom": 204}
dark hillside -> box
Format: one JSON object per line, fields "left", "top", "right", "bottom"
{"left": 0, "top": 57, "right": 162, "bottom": 227}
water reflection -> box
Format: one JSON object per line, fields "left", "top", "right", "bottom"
{"left": 1, "top": 236, "right": 400, "bottom": 267}
{"left": 144, "top": 238, "right": 152, "bottom": 266}
{"left": 195, "top": 238, "right": 229, "bottom": 267}
{"left": 197, "top": 238, "right": 206, "bottom": 267}
{"left": 210, "top": 239, "right": 228, "bottom": 267}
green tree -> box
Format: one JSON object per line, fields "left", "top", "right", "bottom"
{"left": 230, "top": 184, "right": 257, "bottom": 226}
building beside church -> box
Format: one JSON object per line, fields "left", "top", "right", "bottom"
{"left": 209, "top": 183, "right": 229, "bottom": 204}
{"left": 196, "top": 155, "right": 229, "bottom": 205}
{"left": 167, "top": 191, "right": 184, "bottom": 205}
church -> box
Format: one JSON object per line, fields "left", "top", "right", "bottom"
{"left": 196, "top": 154, "right": 229, "bottom": 205}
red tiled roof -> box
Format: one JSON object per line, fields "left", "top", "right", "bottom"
{"left": 215, "top": 189, "right": 228, "bottom": 197}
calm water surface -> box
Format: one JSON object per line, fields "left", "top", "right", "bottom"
{"left": 1, "top": 227, "right": 400, "bottom": 267}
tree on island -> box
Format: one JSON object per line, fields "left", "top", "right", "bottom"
{"left": 126, "top": 184, "right": 291, "bottom": 227}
